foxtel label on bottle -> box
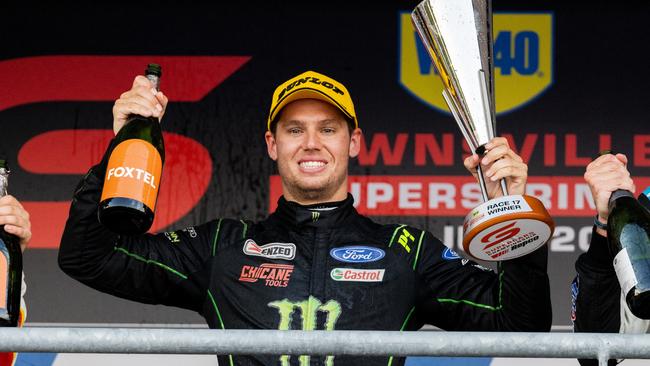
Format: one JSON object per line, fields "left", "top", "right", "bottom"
{"left": 101, "top": 139, "right": 162, "bottom": 211}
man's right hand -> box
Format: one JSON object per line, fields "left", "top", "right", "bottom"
{"left": 112, "top": 76, "right": 168, "bottom": 135}
{"left": 584, "top": 153, "right": 635, "bottom": 236}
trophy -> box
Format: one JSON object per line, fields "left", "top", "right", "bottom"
{"left": 411, "top": 0, "right": 554, "bottom": 261}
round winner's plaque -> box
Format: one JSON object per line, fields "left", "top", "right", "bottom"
{"left": 462, "top": 195, "right": 554, "bottom": 261}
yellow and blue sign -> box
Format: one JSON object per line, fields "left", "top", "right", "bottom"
{"left": 399, "top": 12, "right": 553, "bottom": 115}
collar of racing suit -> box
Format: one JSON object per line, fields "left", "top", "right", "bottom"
{"left": 273, "top": 193, "right": 358, "bottom": 229}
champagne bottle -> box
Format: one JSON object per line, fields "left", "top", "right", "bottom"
{"left": 608, "top": 189, "right": 650, "bottom": 319}
{"left": 98, "top": 64, "right": 165, "bottom": 235}
{"left": 637, "top": 187, "right": 650, "bottom": 213}
{"left": 0, "top": 159, "right": 23, "bottom": 327}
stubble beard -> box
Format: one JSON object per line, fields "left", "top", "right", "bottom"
{"left": 282, "top": 171, "right": 347, "bottom": 203}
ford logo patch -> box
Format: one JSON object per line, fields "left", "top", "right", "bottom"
{"left": 442, "top": 247, "right": 461, "bottom": 260}
{"left": 330, "top": 246, "right": 385, "bottom": 263}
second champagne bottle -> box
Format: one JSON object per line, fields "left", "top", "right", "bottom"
{"left": 98, "top": 64, "right": 165, "bottom": 235}
{"left": 608, "top": 189, "right": 650, "bottom": 319}
{"left": 0, "top": 159, "right": 23, "bottom": 327}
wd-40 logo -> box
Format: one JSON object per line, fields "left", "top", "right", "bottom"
{"left": 268, "top": 296, "right": 342, "bottom": 366}
{"left": 399, "top": 12, "right": 553, "bottom": 114}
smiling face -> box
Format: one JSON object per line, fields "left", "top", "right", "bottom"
{"left": 265, "top": 99, "right": 361, "bottom": 205}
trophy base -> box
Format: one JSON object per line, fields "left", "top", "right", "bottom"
{"left": 462, "top": 194, "right": 555, "bottom": 261}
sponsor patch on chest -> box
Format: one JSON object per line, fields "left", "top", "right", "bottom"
{"left": 239, "top": 263, "right": 294, "bottom": 287}
{"left": 442, "top": 247, "right": 461, "bottom": 260}
{"left": 243, "top": 239, "right": 296, "bottom": 260}
{"left": 330, "top": 268, "right": 385, "bottom": 282}
{"left": 329, "top": 246, "right": 385, "bottom": 263}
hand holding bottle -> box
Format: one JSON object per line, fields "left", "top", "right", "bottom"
{"left": 112, "top": 75, "right": 168, "bottom": 135}
{"left": 0, "top": 196, "right": 30, "bottom": 253}
{"left": 0, "top": 160, "right": 25, "bottom": 327}
{"left": 584, "top": 153, "right": 635, "bottom": 236}
{"left": 100, "top": 64, "right": 166, "bottom": 235}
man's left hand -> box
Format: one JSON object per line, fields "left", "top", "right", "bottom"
{"left": 463, "top": 137, "right": 528, "bottom": 198}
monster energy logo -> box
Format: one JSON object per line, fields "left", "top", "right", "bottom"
{"left": 268, "top": 296, "right": 342, "bottom": 366}
{"left": 311, "top": 211, "right": 320, "bottom": 222}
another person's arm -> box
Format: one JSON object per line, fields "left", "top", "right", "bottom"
{"left": 573, "top": 153, "right": 648, "bottom": 365}
{"left": 0, "top": 196, "right": 30, "bottom": 366}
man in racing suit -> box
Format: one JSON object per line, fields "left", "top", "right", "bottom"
{"left": 59, "top": 70, "right": 552, "bottom": 365}
{"left": 573, "top": 152, "right": 649, "bottom": 366}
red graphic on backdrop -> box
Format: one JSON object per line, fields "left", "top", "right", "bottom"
{"left": 1, "top": 55, "right": 251, "bottom": 248}
{"left": 0, "top": 55, "right": 250, "bottom": 111}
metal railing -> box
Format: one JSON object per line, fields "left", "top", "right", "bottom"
{"left": 2, "top": 328, "right": 649, "bottom": 366}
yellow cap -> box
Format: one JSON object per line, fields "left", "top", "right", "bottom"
{"left": 267, "top": 70, "right": 358, "bottom": 131}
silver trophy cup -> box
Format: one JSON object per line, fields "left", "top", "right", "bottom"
{"left": 412, "top": 0, "right": 554, "bottom": 261}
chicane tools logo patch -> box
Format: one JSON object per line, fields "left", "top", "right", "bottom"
{"left": 329, "top": 246, "right": 385, "bottom": 263}
{"left": 330, "top": 268, "right": 385, "bottom": 282}
{"left": 243, "top": 239, "right": 296, "bottom": 260}
{"left": 239, "top": 263, "right": 294, "bottom": 287}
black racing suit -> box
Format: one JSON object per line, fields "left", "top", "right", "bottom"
{"left": 573, "top": 228, "right": 650, "bottom": 366}
{"left": 59, "top": 158, "right": 552, "bottom": 366}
